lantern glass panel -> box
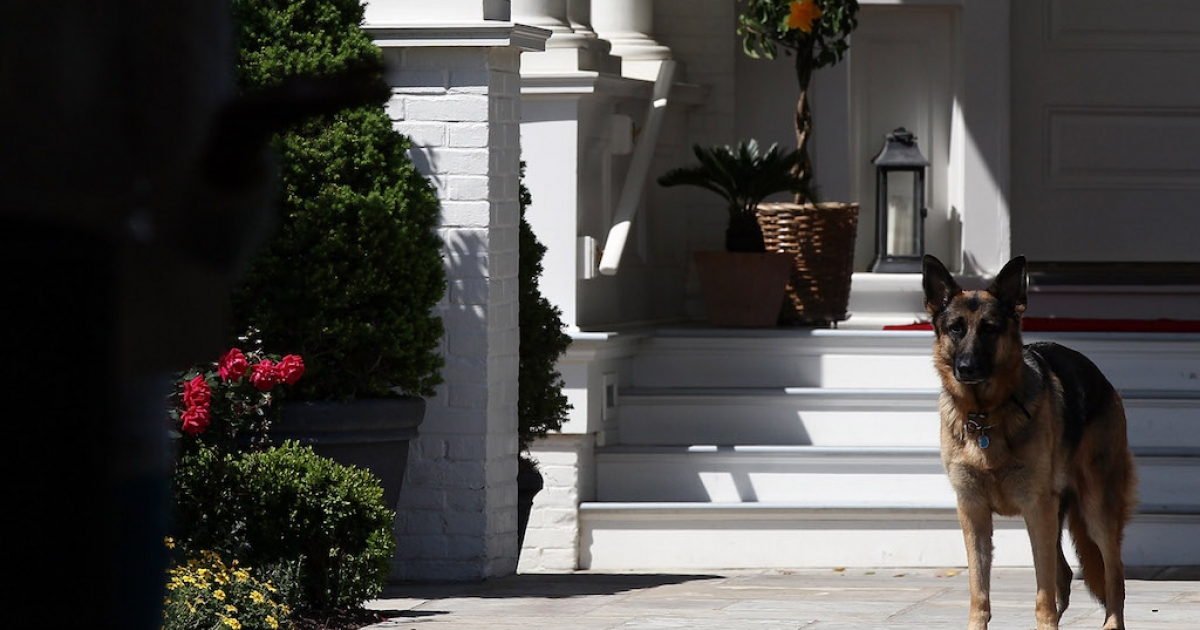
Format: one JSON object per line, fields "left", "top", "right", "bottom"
{"left": 884, "top": 170, "right": 917, "bottom": 256}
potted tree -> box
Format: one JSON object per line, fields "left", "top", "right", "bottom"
{"left": 227, "top": 0, "right": 446, "bottom": 512}
{"left": 516, "top": 166, "right": 572, "bottom": 549}
{"left": 738, "top": 0, "right": 861, "bottom": 326}
{"left": 658, "top": 139, "right": 805, "bottom": 326}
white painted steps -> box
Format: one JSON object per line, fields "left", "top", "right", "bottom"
{"left": 594, "top": 445, "right": 1200, "bottom": 510}
{"left": 579, "top": 503, "right": 1200, "bottom": 570}
{"left": 580, "top": 329, "right": 1200, "bottom": 571}
{"left": 618, "top": 388, "right": 941, "bottom": 446}
{"left": 629, "top": 328, "right": 1200, "bottom": 392}
{"left": 617, "top": 388, "right": 1200, "bottom": 448}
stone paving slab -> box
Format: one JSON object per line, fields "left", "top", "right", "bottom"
{"left": 363, "top": 568, "right": 1200, "bottom": 630}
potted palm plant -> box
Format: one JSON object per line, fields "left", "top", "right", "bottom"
{"left": 658, "top": 139, "right": 806, "bottom": 326}
{"left": 737, "top": 0, "right": 861, "bottom": 326}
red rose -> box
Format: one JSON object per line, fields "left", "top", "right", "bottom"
{"left": 277, "top": 354, "right": 305, "bottom": 385}
{"left": 182, "top": 374, "right": 211, "bottom": 408}
{"left": 249, "top": 359, "right": 281, "bottom": 391}
{"left": 218, "top": 348, "right": 249, "bottom": 382}
{"left": 180, "top": 406, "right": 211, "bottom": 436}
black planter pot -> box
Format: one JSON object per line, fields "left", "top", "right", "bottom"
{"left": 273, "top": 396, "right": 425, "bottom": 510}
{"left": 517, "top": 461, "right": 545, "bottom": 549}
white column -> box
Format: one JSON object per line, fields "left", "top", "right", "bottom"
{"left": 513, "top": 0, "right": 618, "bottom": 73}
{"left": 567, "top": 0, "right": 598, "bottom": 38}
{"left": 512, "top": 0, "right": 578, "bottom": 39}
{"left": 590, "top": 0, "right": 672, "bottom": 80}
{"left": 368, "top": 19, "right": 549, "bottom": 581}
{"left": 566, "top": 0, "right": 616, "bottom": 62}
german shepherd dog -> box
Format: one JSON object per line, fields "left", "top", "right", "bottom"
{"left": 922, "top": 255, "right": 1137, "bottom": 630}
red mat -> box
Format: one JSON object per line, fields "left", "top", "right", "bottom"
{"left": 884, "top": 318, "right": 1200, "bottom": 333}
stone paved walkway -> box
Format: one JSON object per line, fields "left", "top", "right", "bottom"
{"left": 363, "top": 567, "right": 1200, "bottom": 629}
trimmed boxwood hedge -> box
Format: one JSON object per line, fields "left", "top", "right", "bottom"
{"left": 228, "top": 0, "right": 445, "bottom": 401}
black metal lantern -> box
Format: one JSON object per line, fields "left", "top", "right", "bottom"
{"left": 869, "top": 128, "right": 929, "bottom": 273}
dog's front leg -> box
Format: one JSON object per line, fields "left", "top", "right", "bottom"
{"left": 957, "top": 500, "right": 994, "bottom": 630}
{"left": 1025, "top": 495, "right": 1063, "bottom": 630}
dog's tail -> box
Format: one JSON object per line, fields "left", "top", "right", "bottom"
{"left": 1064, "top": 471, "right": 1137, "bottom": 606}
{"left": 1064, "top": 498, "right": 1108, "bottom": 604}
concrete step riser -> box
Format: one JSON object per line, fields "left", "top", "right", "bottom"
{"left": 630, "top": 332, "right": 1200, "bottom": 392}
{"left": 579, "top": 507, "right": 1200, "bottom": 570}
{"left": 618, "top": 395, "right": 1200, "bottom": 448}
{"left": 595, "top": 452, "right": 1200, "bottom": 507}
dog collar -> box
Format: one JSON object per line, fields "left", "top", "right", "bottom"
{"left": 964, "top": 413, "right": 993, "bottom": 448}
{"left": 963, "top": 396, "right": 1033, "bottom": 449}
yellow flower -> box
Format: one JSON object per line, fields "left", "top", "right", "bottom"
{"left": 222, "top": 617, "right": 243, "bottom": 630}
{"left": 214, "top": 589, "right": 226, "bottom": 601}
{"left": 266, "top": 616, "right": 279, "bottom": 629}
{"left": 787, "top": 0, "right": 823, "bottom": 33}
{"left": 250, "top": 591, "right": 266, "bottom": 604}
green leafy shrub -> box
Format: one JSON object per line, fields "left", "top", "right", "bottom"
{"left": 162, "top": 546, "right": 293, "bottom": 630}
{"left": 172, "top": 443, "right": 396, "bottom": 612}
{"left": 517, "top": 166, "right": 572, "bottom": 454}
{"left": 228, "top": 0, "right": 446, "bottom": 400}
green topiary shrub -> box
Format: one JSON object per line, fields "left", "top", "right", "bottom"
{"left": 517, "top": 166, "right": 572, "bottom": 455}
{"left": 228, "top": 0, "right": 446, "bottom": 401}
{"left": 172, "top": 442, "right": 396, "bottom": 612}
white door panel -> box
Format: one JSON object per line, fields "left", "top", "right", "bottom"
{"left": 1012, "top": 0, "right": 1200, "bottom": 262}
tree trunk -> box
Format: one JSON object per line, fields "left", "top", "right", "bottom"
{"left": 792, "top": 39, "right": 816, "bottom": 203}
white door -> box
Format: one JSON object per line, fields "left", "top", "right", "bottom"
{"left": 1011, "top": 0, "right": 1200, "bottom": 263}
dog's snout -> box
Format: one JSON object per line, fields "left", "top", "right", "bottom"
{"left": 954, "top": 353, "right": 984, "bottom": 383}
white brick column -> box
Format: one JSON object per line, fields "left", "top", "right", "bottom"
{"left": 368, "top": 13, "right": 549, "bottom": 581}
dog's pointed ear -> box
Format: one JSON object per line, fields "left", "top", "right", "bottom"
{"left": 988, "top": 255, "right": 1028, "bottom": 316}
{"left": 922, "top": 255, "right": 960, "bottom": 316}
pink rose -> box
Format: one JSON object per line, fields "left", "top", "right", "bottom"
{"left": 180, "top": 406, "right": 211, "bottom": 436}
{"left": 218, "top": 348, "right": 249, "bottom": 382}
{"left": 248, "top": 360, "right": 281, "bottom": 391}
{"left": 182, "top": 374, "right": 211, "bottom": 408}
{"left": 277, "top": 354, "right": 305, "bottom": 385}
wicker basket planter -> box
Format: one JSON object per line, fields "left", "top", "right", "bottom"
{"left": 757, "top": 202, "right": 860, "bottom": 326}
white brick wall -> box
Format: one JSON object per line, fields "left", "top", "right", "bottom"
{"left": 384, "top": 44, "right": 525, "bottom": 581}
{"left": 517, "top": 434, "right": 596, "bottom": 572}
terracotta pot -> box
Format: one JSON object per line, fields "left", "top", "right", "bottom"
{"left": 693, "top": 251, "right": 793, "bottom": 327}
